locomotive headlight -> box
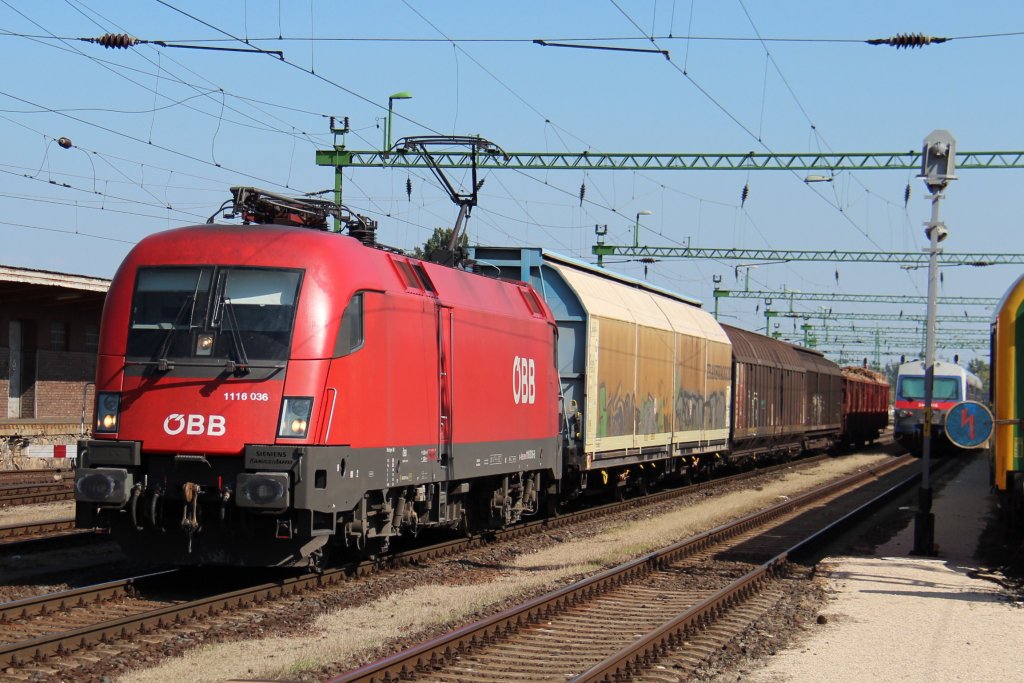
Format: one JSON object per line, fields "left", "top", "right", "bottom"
{"left": 94, "top": 392, "right": 121, "bottom": 434}
{"left": 196, "top": 333, "right": 215, "bottom": 356}
{"left": 277, "top": 397, "right": 313, "bottom": 438}
{"left": 898, "top": 410, "right": 913, "bottom": 418}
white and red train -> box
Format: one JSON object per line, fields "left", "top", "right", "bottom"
{"left": 892, "top": 359, "right": 983, "bottom": 455}
{"left": 75, "top": 196, "right": 889, "bottom": 567}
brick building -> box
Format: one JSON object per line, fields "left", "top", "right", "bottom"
{"left": 0, "top": 265, "right": 110, "bottom": 468}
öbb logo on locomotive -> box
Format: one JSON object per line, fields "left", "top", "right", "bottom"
{"left": 512, "top": 355, "right": 536, "bottom": 405}
{"left": 163, "top": 414, "right": 227, "bottom": 437}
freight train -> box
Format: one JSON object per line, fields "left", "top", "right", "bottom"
{"left": 991, "top": 273, "right": 1024, "bottom": 523}
{"left": 892, "top": 359, "right": 983, "bottom": 456}
{"left": 74, "top": 190, "right": 889, "bottom": 568}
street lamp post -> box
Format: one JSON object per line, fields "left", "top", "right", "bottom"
{"left": 384, "top": 91, "right": 412, "bottom": 151}
{"left": 633, "top": 209, "right": 653, "bottom": 248}
{"left": 913, "top": 129, "right": 956, "bottom": 556}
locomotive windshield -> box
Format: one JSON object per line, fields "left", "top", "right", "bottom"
{"left": 898, "top": 376, "right": 961, "bottom": 401}
{"left": 127, "top": 266, "right": 301, "bottom": 363}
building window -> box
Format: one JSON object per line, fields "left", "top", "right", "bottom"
{"left": 85, "top": 324, "right": 99, "bottom": 352}
{"left": 51, "top": 322, "right": 69, "bottom": 351}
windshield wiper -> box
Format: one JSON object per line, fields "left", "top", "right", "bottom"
{"left": 218, "top": 296, "right": 251, "bottom": 375}
{"left": 153, "top": 294, "right": 195, "bottom": 371}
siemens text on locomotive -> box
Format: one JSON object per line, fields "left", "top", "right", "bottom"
{"left": 75, "top": 191, "right": 890, "bottom": 568}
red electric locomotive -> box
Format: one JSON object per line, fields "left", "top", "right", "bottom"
{"left": 75, "top": 193, "right": 559, "bottom": 568}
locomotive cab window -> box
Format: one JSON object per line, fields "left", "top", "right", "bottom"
{"left": 127, "top": 266, "right": 302, "bottom": 363}
{"left": 411, "top": 264, "right": 436, "bottom": 294}
{"left": 898, "top": 376, "right": 961, "bottom": 401}
{"left": 393, "top": 260, "right": 421, "bottom": 290}
{"left": 334, "top": 293, "right": 364, "bottom": 357}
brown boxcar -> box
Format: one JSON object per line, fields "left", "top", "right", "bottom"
{"left": 841, "top": 367, "right": 890, "bottom": 448}
{"left": 722, "top": 325, "right": 806, "bottom": 459}
{"left": 792, "top": 346, "right": 843, "bottom": 449}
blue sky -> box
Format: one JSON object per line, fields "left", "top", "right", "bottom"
{"left": 2, "top": 1, "right": 1022, "bottom": 364}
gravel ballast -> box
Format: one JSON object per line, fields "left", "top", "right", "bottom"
{"left": 111, "top": 454, "right": 896, "bottom": 683}
{"left": 717, "top": 452, "right": 1024, "bottom": 683}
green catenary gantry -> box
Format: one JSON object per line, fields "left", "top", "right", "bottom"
{"left": 315, "top": 148, "right": 1024, "bottom": 172}
{"left": 590, "top": 245, "right": 1024, "bottom": 265}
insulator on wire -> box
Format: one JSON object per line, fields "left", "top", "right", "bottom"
{"left": 579, "top": 181, "right": 586, "bottom": 207}
{"left": 740, "top": 183, "right": 749, "bottom": 207}
{"left": 57, "top": 137, "right": 73, "bottom": 149}
{"left": 904, "top": 183, "right": 911, "bottom": 208}
{"left": 866, "top": 33, "right": 948, "bottom": 49}
{"left": 96, "top": 33, "right": 141, "bottom": 49}
{"left": 405, "top": 177, "right": 412, "bottom": 201}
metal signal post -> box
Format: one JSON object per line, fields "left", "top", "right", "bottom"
{"left": 914, "top": 130, "right": 957, "bottom": 556}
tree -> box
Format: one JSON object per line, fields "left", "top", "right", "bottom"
{"left": 882, "top": 360, "right": 901, "bottom": 402}
{"left": 413, "top": 227, "right": 469, "bottom": 260}
{"left": 966, "top": 357, "right": 990, "bottom": 398}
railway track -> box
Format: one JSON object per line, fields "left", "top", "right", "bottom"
{"left": 323, "top": 453, "right": 922, "bottom": 683}
{"left": 0, "top": 518, "right": 98, "bottom": 552}
{"left": 0, "top": 452, "right": 847, "bottom": 675}
{"left": 0, "top": 483, "right": 74, "bottom": 508}
{"left": 0, "top": 470, "right": 74, "bottom": 508}
{"left": 0, "top": 470, "right": 72, "bottom": 486}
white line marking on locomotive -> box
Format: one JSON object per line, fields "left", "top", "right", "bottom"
{"left": 512, "top": 355, "right": 536, "bottom": 405}
{"left": 163, "top": 414, "right": 226, "bottom": 436}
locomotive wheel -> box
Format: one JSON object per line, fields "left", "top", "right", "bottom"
{"left": 544, "top": 491, "right": 561, "bottom": 519}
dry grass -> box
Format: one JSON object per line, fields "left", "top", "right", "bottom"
{"left": 117, "top": 454, "right": 890, "bottom": 683}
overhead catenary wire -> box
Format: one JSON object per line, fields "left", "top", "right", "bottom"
{"left": 606, "top": 0, "right": 890, "bottom": 260}
{"left": 2, "top": 4, "right": 288, "bottom": 142}
{"left": 384, "top": 0, "right": 766, "bottom": 261}
{"left": 8, "top": 29, "right": 1019, "bottom": 45}
{"left": 80, "top": 32, "right": 284, "bottom": 57}
{"left": 0, "top": 2, "right": 999, "bottom": 345}
{"left": 56, "top": 1, "right": 331, "bottom": 143}
{"left": 0, "top": 88, "right": 308, "bottom": 193}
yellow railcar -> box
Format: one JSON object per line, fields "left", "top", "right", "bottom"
{"left": 992, "top": 274, "right": 1024, "bottom": 522}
